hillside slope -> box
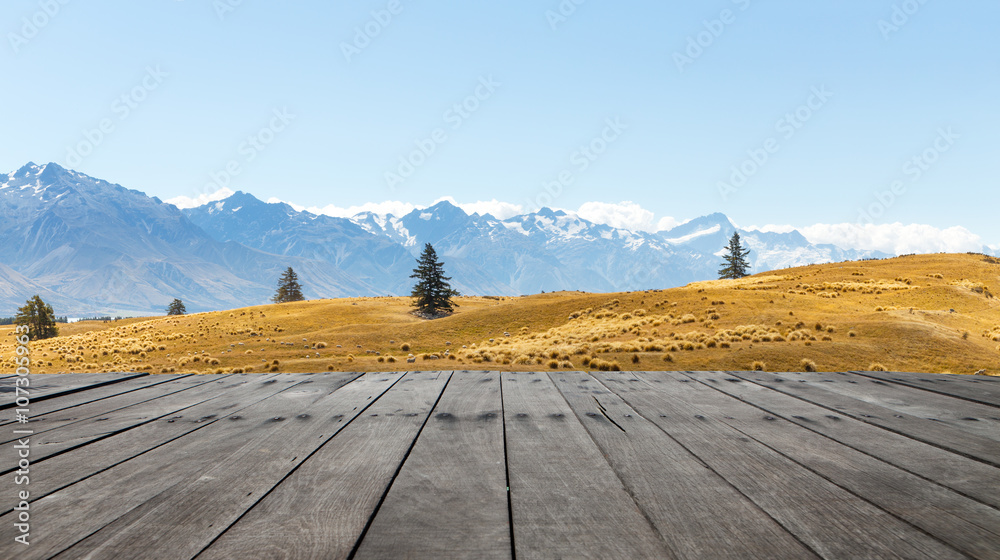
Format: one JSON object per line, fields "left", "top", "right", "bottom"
{"left": 3, "top": 253, "right": 998, "bottom": 375}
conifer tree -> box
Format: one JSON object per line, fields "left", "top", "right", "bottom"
{"left": 410, "top": 243, "right": 458, "bottom": 316}
{"left": 718, "top": 232, "right": 752, "bottom": 279}
{"left": 272, "top": 267, "right": 305, "bottom": 303}
{"left": 15, "top": 295, "right": 59, "bottom": 340}
{"left": 166, "top": 298, "right": 186, "bottom": 315}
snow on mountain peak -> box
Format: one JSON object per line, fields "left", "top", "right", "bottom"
{"left": 663, "top": 224, "right": 721, "bottom": 244}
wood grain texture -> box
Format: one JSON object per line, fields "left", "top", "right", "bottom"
{"left": 852, "top": 370, "right": 1000, "bottom": 408}
{"left": 784, "top": 371, "right": 1000, "bottom": 441}
{"left": 0, "top": 373, "right": 291, "bottom": 516}
{"left": 3, "top": 371, "right": 998, "bottom": 559}
{"left": 0, "top": 374, "right": 237, "bottom": 470}
{"left": 0, "top": 374, "right": 228, "bottom": 447}
{"left": 730, "top": 370, "right": 1000, "bottom": 467}
{"left": 684, "top": 371, "right": 1000, "bottom": 510}
{"left": 550, "top": 371, "right": 816, "bottom": 560}
{"left": 670, "top": 371, "right": 1000, "bottom": 559}
{"left": 197, "top": 371, "right": 451, "bottom": 560}
{"left": 0, "top": 373, "right": 193, "bottom": 427}
{"left": 60, "top": 372, "right": 380, "bottom": 560}
{"left": 502, "top": 371, "right": 672, "bottom": 560}
{"left": 0, "top": 373, "right": 351, "bottom": 560}
{"left": 354, "top": 370, "right": 511, "bottom": 560}
{"left": 0, "top": 372, "right": 148, "bottom": 409}
{"left": 595, "top": 372, "right": 965, "bottom": 560}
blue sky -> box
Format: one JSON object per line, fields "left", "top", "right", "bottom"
{"left": 3, "top": 0, "right": 998, "bottom": 253}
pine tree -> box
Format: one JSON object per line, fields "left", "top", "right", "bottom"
{"left": 718, "top": 232, "right": 752, "bottom": 279}
{"left": 15, "top": 295, "right": 59, "bottom": 340}
{"left": 410, "top": 243, "right": 459, "bottom": 317}
{"left": 166, "top": 298, "right": 186, "bottom": 315}
{"left": 272, "top": 267, "right": 305, "bottom": 303}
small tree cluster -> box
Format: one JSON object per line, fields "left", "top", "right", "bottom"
{"left": 15, "top": 295, "right": 59, "bottom": 340}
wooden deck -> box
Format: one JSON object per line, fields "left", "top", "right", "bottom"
{"left": 2, "top": 370, "right": 999, "bottom": 559}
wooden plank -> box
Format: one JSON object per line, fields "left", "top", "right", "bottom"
{"left": 197, "top": 371, "right": 451, "bottom": 560}
{"left": 668, "top": 371, "right": 1000, "bottom": 559}
{"left": 0, "top": 373, "right": 292, "bottom": 515}
{"left": 0, "top": 374, "right": 229, "bottom": 448}
{"left": 852, "top": 370, "right": 1000, "bottom": 408}
{"left": 0, "top": 372, "right": 363, "bottom": 560}
{"left": 0, "top": 375, "right": 238, "bottom": 470}
{"left": 683, "top": 371, "right": 1000, "bottom": 510}
{"left": 728, "top": 370, "right": 1000, "bottom": 468}
{"left": 0, "top": 373, "right": 194, "bottom": 427}
{"left": 0, "top": 372, "right": 149, "bottom": 408}
{"left": 550, "top": 371, "right": 816, "bottom": 560}
{"left": 595, "top": 372, "right": 965, "bottom": 560}
{"left": 500, "top": 371, "right": 672, "bottom": 559}
{"left": 59, "top": 371, "right": 395, "bottom": 560}
{"left": 785, "top": 371, "right": 1000, "bottom": 441}
{"left": 354, "top": 371, "right": 511, "bottom": 559}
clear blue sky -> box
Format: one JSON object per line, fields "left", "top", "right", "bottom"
{"left": 3, "top": 1, "right": 998, "bottom": 249}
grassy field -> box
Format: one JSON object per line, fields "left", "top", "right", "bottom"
{"left": 3, "top": 253, "right": 1000, "bottom": 375}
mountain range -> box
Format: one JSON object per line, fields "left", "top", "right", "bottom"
{"left": 0, "top": 162, "right": 918, "bottom": 315}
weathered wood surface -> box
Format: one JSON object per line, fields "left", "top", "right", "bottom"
{"left": 792, "top": 371, "right": 1000, "bottom": 441}
{"left": 198, "top": 371, "right": 448, "bottom": 560}
{"left": 0, "top": 373, "right": 291, "bottom": 514}
{"left": 852, "top": 370, "right": 1000, "bottom": 408}
{"left": 0, "top": 373, "right": 191, "bottom": 427}
{"left": 595, "top": 372, "right": 965, "bottom": 560}
{"left": 669, "top": 371, "right": 1000, "bottom": 559}
{"left": 550, "top": 371, "right": 816, "bottom": 560}
{"left": 730, "top": 370, "right": 1000, "bottom": 467}
{"left": 354, "top": 371, "right": 511, "bottom": 560}
{"left": 0, "top": 370, "right": 994, "bottom": 559}
{"left": 0, "top": 372, "right": 148, "bottom": 409}
{"left": 501, "top": 371, "right": 671, "bottom": 559}
{"left": 683, "top": 371, "right": 1000, "bottom": 510}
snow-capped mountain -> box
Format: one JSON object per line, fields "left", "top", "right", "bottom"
{"left": 0, "top": 164, "right": 378, "bottom": 314}
{"left": 2, "top": 162, "right": 897, "bottom": 315}
{"left": 184, "top": 191, "right": 415, "bottom": 294}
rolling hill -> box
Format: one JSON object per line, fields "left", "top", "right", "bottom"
{"left": 3, "top": 253, "right": 998, "bottom": 376}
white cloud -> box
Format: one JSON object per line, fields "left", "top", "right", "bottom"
{"left": 757, "top": 222, "right": 985, "bottom": 255}
{"left": 306, "top": 200, "right": 418, "bottom": 219}
{"left": 656, "top": 216, "right": 685, "bottom": 232}
{"left": 267, "top": 197, "right": 306, "bottom": 212}
{"left": 744, "top": 224, "right": 797, "bottom": 234}
{"left": 574, "top": 201, "right": 682, "bottom": 233}
{"left": 434, "top": 197, "right": 524, "bottom": 220}
{"left": 165, "top": 187, "right": 234, "bottom": 209}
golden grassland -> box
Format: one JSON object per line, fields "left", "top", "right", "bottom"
{"left": 3, "top": 253, "right": 1000, "bottom": 376}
